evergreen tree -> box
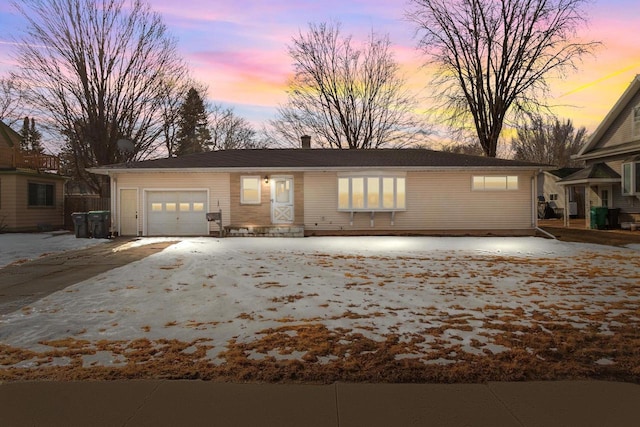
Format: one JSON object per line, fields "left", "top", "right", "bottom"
{"left": 20, "top": 117, "right": 30, "bottom": 151}
{"left": 175, "top": 87, "right": 211, "bottom": 156}
{"left": 19, "top": 116, "right": 44, "bottom": 153}
{"left": 29, "top": 118, "right": 43, "bottom": 153}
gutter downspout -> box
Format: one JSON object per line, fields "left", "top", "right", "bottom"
{"left": 110, "top": 173, "right": 116, "bottom": 235}
{"left": 533, "top": 172, "right": 556, "bottom": 240}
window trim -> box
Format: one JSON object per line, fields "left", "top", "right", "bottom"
{"left": 337, "top": 174, "right": 406, "bottom": 211}
{"left": 622, "top": 161, "right": 640, "bottom": 196}
{"left": 240, "top": 175, "right": 262, "bottom": 205}
{"left": 27, "top": 181, "right": 55, "bottom": 208}
{"left": 472, "top": 175, "right": 519, "bottom": 191}
{"left": 633, "top": 105, "right": 640, "bottom": 138}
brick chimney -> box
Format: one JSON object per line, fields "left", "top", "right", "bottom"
{"left": 301, "top": 135, "right": 311, "bottom": 149}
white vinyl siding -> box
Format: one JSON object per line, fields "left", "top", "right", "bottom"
{"left": 305, "top": 171, "right": 532, "bottom": 231}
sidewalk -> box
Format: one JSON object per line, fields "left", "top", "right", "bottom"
{"left": 1, "top": 380, "right": 639, "bottom": 426}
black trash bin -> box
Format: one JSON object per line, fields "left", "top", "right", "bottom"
{"left": 87, "top": 210, "right": 111, "bottom": 239}
{"left": 71, "top": 212, "right": 89, "bottom": 238}
{"left": 607, "top": 208, "right": 621, "bottom": 229}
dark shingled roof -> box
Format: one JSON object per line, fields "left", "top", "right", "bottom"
{"left": 558, "top": 163, "right": 620, "bottom": 183}
{"left": 96, "top": 149, "right": 548, "bottom": 170}
{"left": 547, "top": 167, "right": 583, "bottom": 178}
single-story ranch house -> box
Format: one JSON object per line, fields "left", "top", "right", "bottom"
{"left": 90, "top": 146, "right": 549, "bottom": 237}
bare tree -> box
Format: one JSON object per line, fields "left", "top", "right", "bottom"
{"left": 271, "top": 22, "right": 422, "bottom": 149}
{"left": 511, "top": 114, "right": 586, "bottom": 167}
{"left": 409, "top": 0, "right": 598, "bottom": 157}
{"left": 12, "top": 0, "right": 188, "bottom": 194}
{"left": 0, "top": 75, "right": 26, "bottom": 126}
{"left": 440, "top": 141, "right": 484, "bottom": 156}
{"left": 209, "top": 104, "right": 260, "bottom": 149}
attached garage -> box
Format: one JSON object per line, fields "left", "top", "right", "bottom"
{"left": 145, "top": 190, "right": 208, "bottom": 236}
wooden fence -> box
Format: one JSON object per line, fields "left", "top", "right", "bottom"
{"left": 64, "top": 196, "right": 110, "bottom": 229}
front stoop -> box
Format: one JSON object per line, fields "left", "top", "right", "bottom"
{"left": 224, "top": 225, "right": 305, "bottom": 237}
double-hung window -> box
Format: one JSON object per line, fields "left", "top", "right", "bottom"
{"left": 338, "top": 175, "right": 406, "bottom": 210}
{"left": 240, "top": 176, "right": 261, "bottom": 204}
{"left": 28, "top": 182, "right": 55, "bottom": 207}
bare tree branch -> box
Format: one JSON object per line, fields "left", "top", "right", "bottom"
{"left": 270, "top": 22, "right": 425, "bottom": 149}
{"left": 511, "top": 113, "right": 586, "bottom": 167}
{"left": 409, "top": 0, "right": 599, "bottom": 157}
{"left": 11, "top": 0, "right": 188, "bottom": 194}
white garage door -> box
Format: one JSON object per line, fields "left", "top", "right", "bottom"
{"left": 146, "top": 191, "right": 208, "bottom": 236}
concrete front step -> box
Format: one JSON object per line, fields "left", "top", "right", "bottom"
{"left": 224, "top": 225, "right": 304, "bottom": 237}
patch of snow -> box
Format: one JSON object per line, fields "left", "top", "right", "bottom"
{"left": 0, "top": 236, "right": 638, "bottom": 367}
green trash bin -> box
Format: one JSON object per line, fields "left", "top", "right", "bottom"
{"left": 71, "top": 212, "right": 89, "bottom": 238}
{"left": 590, "top": 207, "right": 608, "bottom": 230}
{"left": 87, "top": 210, "right": 111, "bottom": 238}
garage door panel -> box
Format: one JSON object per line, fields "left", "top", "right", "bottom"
{"left": 146, "top": 191, "right": 208, "bottom": 236}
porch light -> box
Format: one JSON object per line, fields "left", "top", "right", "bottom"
{"left": 264, "top": 175, "right": 269, "bottom": 184}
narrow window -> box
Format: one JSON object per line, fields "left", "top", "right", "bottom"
{"left": 635, "top": 162, "right": 640, "bottom": 194}
{"left": 240, "top": 176, "right": 261, "bottom": 204}
{"left": 367, "top": 177, "right": 380, "bottom": 209}
{"left": 382, "top": 177, "right": 395, "bottom": 209}
{"left": 622, "top": 163, "right": 632, "bottom": 195}
{"left": 633, "top": 106, "right": 640, "bottom": 137}
{"left": 396, "top": 177, "right": 406, "bottom": 209}
{"left": 351, "top": 177, "right": 365, "bottom": 209}
{"left": 338, "top": 177, "right": 350, "bottom": 209}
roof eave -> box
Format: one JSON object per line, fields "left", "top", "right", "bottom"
{"left": 90, "top": 165, "right": 549, "bottom": 175}
{"left": 576, "top": 74, "right": 640, "bottom": 158}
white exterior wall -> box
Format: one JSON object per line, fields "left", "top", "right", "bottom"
{"left": 304, "top": 170, "right": 535, "bottom": 232}
{"left": 111, "top": 171, "right": 230, "bottom": 236}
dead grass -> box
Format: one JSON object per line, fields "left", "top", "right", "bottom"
{"left": 2, "top": 247, "right": 640, "bottom": 383}
{"left": 1, "top": 320, "right": 639, "bottom": 383}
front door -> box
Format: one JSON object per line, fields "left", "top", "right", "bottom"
{"left": 271, "top": 177, "right": 294, "bottom": 224}
{"left": 120, "top": 189, "right": 138, "bottom": 236}
{"left": 599, "top": 185, "right": 612, "bottom": 207}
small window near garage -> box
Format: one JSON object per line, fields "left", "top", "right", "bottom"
{"left": 549, "top": 194, "right": 558, "bottom": 201}
{"left": 241, "top": 176, "right": 261, "bottom": 204}
{"left": 472, "top": 176, "right": 518, "bottom": 191}
{"left": 28, "top": 182, "right": 55, "bottom": 207}
{"left": 179, "top": 202, "right": 190, "bottom": 212}
{"left": 165, "top": 203, "right": 176, "bottom": 212}
{"left": 151, "top": 203, "right": 162, "bottom": 212}
{"left": 193, "top": 202, "right": 204, "bottom": 212}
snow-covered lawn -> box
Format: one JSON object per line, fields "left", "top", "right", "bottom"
{"left": 1, "top": 236, "right": 639, "bottom": 382}
{"left": 0, "top": 232, "right": 109, "bottom": 268}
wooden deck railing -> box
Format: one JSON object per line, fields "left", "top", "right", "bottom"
{"left": 16, "top": 152, "right": 61, "bottom": 172}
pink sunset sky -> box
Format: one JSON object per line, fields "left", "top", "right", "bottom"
{"left": 1, "top": 0, "right": 639, "bottom": 141}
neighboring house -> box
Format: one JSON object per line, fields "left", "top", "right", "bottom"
{"left": 559, "top": 75, "right": 640, "bottom": 228}
{"left": 0, "top": 120, "right": 66, "bottom": 232}
{"left": 537, "top": 168, "right": 584, "bottom": 219}
{"left": 90, "top": 146, "right": 548, "bottom": 237}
